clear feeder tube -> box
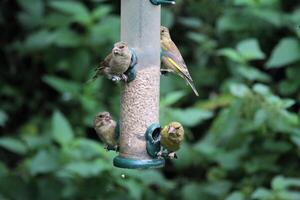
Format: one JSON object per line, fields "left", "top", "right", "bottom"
{"left": 113, "top": 0, "right": 164, "bottom": 169}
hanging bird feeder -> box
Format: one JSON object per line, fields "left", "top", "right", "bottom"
{"left": 112, "top": 0, "right": 175, "bottom": 169}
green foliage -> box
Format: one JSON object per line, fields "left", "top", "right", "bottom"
{"left": 1, "top": 0, "right": 300, "bottom": 199}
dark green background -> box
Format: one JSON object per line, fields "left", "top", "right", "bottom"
{"left": 1, "top": 0, "right": 300, "bottom": 199}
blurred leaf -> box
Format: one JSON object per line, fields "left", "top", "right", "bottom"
{"left": 266, "top": 38, "right": 300, "bottom": 68}
{"left": 124, "top": 170, "right": 174, "bottom": 189}
{"left": 51, "top": 110, "right": 74, "bottom": 146}
{"left": 272, "top": 176, "right": 300, "bottom": 190}
{"left": 63, "top": 160, "right": 108, "bottom": 178}
{"left": 17, "top": 0, "right": 44, "bottom": 17}
{"left": 43, "top": 75, "right": 81, "bottom": 97}
{"left": 187, "top": 32, "right": 209, "bottom": 44}
{"left": 250, "top": 8, "right": 283, "bottom": 27}
{"left": 44, "top": 13, "right": 72, "bottom": 28}
{"left": 251, "top": 188, "right": 273, "bottom": 199}
{"left": 22, "top": 134, "right": 51, "bottom": 150}
{"left": 161, "top": 91, "right": 186, "bottom": 106}
{"left": 0, "top": 137, "right": 27, "bottom": 155}
{"left": 236, "top": 65, "right": 270, "bottom": 82}
{"left": 170, "top": 108, "right": 213, "bottom": 127}
{"left": 0, "top": 162, "right": 8, "bottom": 177}
{"left": 161, "top": 8, "right": 174, "bottom": 27}
{"left": 0, "top": 110, "right": 8, "bottom": 127}
{"left": 218, "top": 48, "right": 245, "bottom": 63}
{"left": 49, "top": 1, "right": 90, "bottom": 25}
{"left": 197, "top": 94, "right": 234, "bottom": 110}
{"left": 52, "top": 28, "right": 81, "bottom": 47}
{"left": 229, "top": 83, "right": 251, "bottom": 97}
{"left": 89, "top": 17, "right": 120, "bottom": 45}
{"left": 29, "top": 149, "right": 59, "bottom": 175}
{"left": 181, "top": 183, "right": 213, "bottom": 200}
{"left": 236, "top": 38, "right": 265, "bottom": 61}
{"left": 225, "top": 191, "right": 245, "bottom": 200}
{"left": 178, "top": 17, "right": 202, "bottom": 28}
{"left": 23, "top": 30, "right": 55, "bottom": 51}
{"left": 91, "top": 6, "right": 112, "bottom": 20}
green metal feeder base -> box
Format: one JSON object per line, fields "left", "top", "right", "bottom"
{"left": 113, "top": 156, "right": 165, "bottom": 169}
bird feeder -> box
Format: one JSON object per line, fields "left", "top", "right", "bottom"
{"left": 113, "top": 0, "right": 169, "bottom": 169}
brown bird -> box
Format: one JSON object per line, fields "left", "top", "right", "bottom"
{"left": 94, "top": 111, "right": 118, "bottom": 151}
{"left": 160, "top": 26, "right": 199, "bottom": 96}
{"left": 92, "top": 41, "right": 132, "bottom": 82}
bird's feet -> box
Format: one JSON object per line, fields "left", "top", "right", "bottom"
{"left": 104, "top": 144, "right": 109, "bottom": 151}
{"left": 168, "top": 152, "right": 178, "bottom": 159}
{"left": 121, "top": 74, "right": 128, "bottom": 82}
{"left": 157, "top": 150, "right": 163, "bottom": 159}
{"left": 104, "top": 145, "right": 119, "bottom": 152}
{"left": 160, "top": 69, "right": 172, "bottom": 76}
{"left": 111, "top": 76, "right": 122, "bottom": 82}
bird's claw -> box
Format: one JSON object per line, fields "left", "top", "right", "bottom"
{"left": 157, "top": 150, "right": 163, "bottom": 159}
{"left": 104, "top": 145, "right": 119, "bottom": 152}
{"left": 121, "top": 74, "right": 128, "bottom": 82}
{"left": 168, "top": 152, "right": 178, "bottom": 160}
{"left": 111, "top": 76, "right": 121, "bottom": 82}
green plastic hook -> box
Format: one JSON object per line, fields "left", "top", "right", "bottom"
{"left": 150, "top": 0, "right": 175, "bottom": 5}
{"left": 145, "top": 123, "right": 162, "bottom": 158}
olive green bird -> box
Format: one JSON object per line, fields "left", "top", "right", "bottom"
{"left": 160, "top": 26, "right": 199, "bottom": 96}
{"left": 94, "top": 111, "right": 119, "bottom": 151}
{"left": 92, "top": 41, "right": 132, "bottom": 82}
{"left": 159, "top": 122, "right": 184, "bottom": 159}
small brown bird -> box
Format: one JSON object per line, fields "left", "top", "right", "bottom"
{"left": 160, "top": 122, "right": 184, "bottom": 159}
{"left": 160, "top": 26, "right": 199, "bottom": 96}
{"left": 94, "top": 111, "right": 118, "bottom": 150}
{"left": 92, "top": 41, "right": 132, "bottom": 82}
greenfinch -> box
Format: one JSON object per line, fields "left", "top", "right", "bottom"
{"left": 92, "top": 41, "right": 132, "bottom": 82}
{"left": 94, "top": 111, "right": 118, "bottom": 151}
{"left": 160, "top": 26, "right": 199, "bottom": 96}
{"left": 160, "top": 122, "right": 184, "bottom": 159}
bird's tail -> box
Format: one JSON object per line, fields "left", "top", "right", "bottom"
{"left": 185, "top": 78, "right": 199, "bottom": 96}
{"left": 86, "top": 65, "right": 104, "bottom": 84}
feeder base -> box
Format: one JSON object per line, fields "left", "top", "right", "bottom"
{"left": 113, "top": 156, "right": 165, "bottom": 169}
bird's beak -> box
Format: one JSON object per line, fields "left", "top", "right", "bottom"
{"left": 113, "top": 48, "right": 120, "bottom": 55}
{"left": 168, "top": 126, "right": 175, "bottom": 134}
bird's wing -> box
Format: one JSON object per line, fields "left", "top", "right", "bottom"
{"left": 92, "top": 53, "right": 112, "bottom": 80}
{"left": 99, "top": 53, "right": 112, "bottom": 70}
{"left": 162, "top": 50, "right": 193, "bottom": 82}
{"left": 162, "top": 42, "right": 199, "bottom": 96}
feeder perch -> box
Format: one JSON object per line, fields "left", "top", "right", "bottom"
{"left": 124, "top": 48, "right": 138, "bottom": 83}
{"left": 113, "top": 0, "right": 165, "bottom": 169}
{"left": 145, "top": 123, "right": 162, "bottom": 158}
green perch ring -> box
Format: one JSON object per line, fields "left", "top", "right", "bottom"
{"left": 146, "top": 123, "right": 162, "bottom": 158}
{"left": 113, "top": 123, "right": 165, "bottom": 169}
{"left": 124, "top": 48, "right": 138, "bottom": 83}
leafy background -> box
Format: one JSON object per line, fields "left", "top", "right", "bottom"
{"left": 1, "top": 0, "right": 300, "bottom": 199}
